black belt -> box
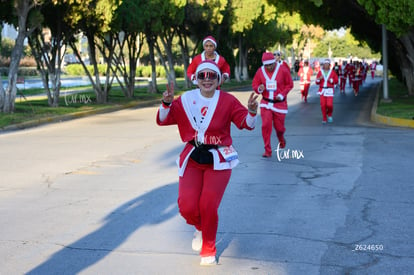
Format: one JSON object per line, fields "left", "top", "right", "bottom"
{"left": 263, "top": 97, "right": 285, "bottom": 103}
{"left": 188, "top": 140, "right": 217, "bottom": 164}
{"left": 188, "top": 140, "right": 218, "bottom": 149}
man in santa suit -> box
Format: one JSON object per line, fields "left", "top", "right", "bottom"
{"left": 187, "top": 35, "right": 230, "bottom": 85}
{"left": 370, "top": 61, "right": 377, "bottom": 79}
{"left": 252, "top": 52, "right": 294, "bottom": 157}
{"left": 273, "top": 51, "right": 291, "bottom": 73}
{"left": 315, "top": 59, "right": 339, "bottom": 124}
{"left": 297, "top": 60, "right": 313, "bottom": 102}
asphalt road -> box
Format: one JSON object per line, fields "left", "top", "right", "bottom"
{"left": 0, "top": 77, "right": 413, "bottom": 275}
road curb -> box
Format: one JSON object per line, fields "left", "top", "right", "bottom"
{"left": 1, "top": 99, "right": 161, "bottom": 132}
{"left": 370, "top": 82, "right": 414, "bottom": 129}
{"left": 1, "top": 85, "right": 250, "bottom": 133}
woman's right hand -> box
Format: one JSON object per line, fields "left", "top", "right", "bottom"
{"left": 163, "top": 83, "right": 174, "bottom": 103}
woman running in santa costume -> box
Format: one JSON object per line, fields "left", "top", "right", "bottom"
{"left": 187, "top": 36, "right": 231, "bottom": 86}
{"left": 157, "top": 60, "right": 258, "bottom": 265}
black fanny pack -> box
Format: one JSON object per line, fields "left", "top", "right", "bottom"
{"left": 189, "top": 140, "right": 218, "bottom": 164}
{"left": 263, "top": 97, "right": 285, "bottom": 103}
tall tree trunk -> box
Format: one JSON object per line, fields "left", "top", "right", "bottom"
{"left": 1, "top": 0, "right": 33, "bottom": 113}
{"left": 86, "top": 33, "right": 106, "bottom": 103}
{"left": 235, "top": 35, "right": 249, "bottom": 81}
{"left": 146, "top": 34, "right": 158, "bottom": 94}
{"left": 177, "top": 30, "right": 191, "bottom": 88}
{"left": 399, "top": 32, "right": 414, "bottom": 95}
{"left": 158, "top": 36, "right": 177, "bottom": 88}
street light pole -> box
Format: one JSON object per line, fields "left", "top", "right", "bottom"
{"left": 382, "top": 24, "right": 391, "bottom": 102}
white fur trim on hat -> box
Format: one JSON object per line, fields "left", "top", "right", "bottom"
{"left": 262, "top": 52, "right": 276, "bottom": 65}
{"left": 203, "top": 36, "right": 217, "bottom": 48}
{"left": 263, "top": 59, "right": 276, "bottom": 65}
{"left": 195, "top": 61, "right": 221, "bottom": 82}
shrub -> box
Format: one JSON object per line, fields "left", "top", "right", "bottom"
{"left": 64, "top": 64, "right": 108, "bottom": 76}
{"left": 174, "top": 66, "right": 184, "bottom": 78}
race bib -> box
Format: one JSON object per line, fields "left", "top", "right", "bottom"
{"left": 322, "top": 88, "right": 334, "bottom": 96}
{"left": 266, "top": 80, "right": 277, "bottom": 91}
{"left": 218, "top": 145, "right": 238, "bottom": 162}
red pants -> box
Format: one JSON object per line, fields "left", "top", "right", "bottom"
{"left": 348, "top": 75, "right": 353, "bottom": 87}
{"left": 353, "top": 79, "right": 362, "bottom": 94}
{"left": 319, "top": 96, "right": 333, "bottom": 121}
{"left": 371, "top": 71, "right": 375, "bottom": 79}
{"left": 260, "top": 107, "right": 286, "bottom": 154}
{"left": 300, "top": 83, "right": 310, "bottom": 100}
{"left": 339, "top": 77, "right": 346, "bottom": 91}
{"left": 178, "top": 159, "right": 231, "bottom": 256}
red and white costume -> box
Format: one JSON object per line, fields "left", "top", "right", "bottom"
{"left": 187, "top": 52, "right": 230, "bottom": 84}
{"left": 353, "top": 64, "right": 363, "bottom": 96}
{"left": 298, "top": 63, "right": 313, "bottom": 102}
{"left": 315, "top": 61, "right": 339, "bottom": 122}
{"left": 252, "top": 52, "right": 293, "bottom": 156}
{"left": 345, "top": 61, "right": 355, "bottom": 88}
{"left": 157, "top": 87, "right": 256, "bottom": 257}
{"left": 370, "top": 62, "right": 376, "bottom": 79}
{"left": 338, "top": 63, "right": 347, "bottom": 93}
{"left": 313, "top": 60, "right": 320, "bottom": 74}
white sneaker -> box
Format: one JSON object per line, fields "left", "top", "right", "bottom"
{"left": 200, "top": 255, "right": 217, "bottom": 266}
{"left": 192, "top": 230, "right": 202, "bottom": 252}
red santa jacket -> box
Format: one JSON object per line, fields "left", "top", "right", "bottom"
{"left": 187, "top": 51, "right": 231, "bottom": 81}
{"left": 298, "top": 66, "right": 313, "bottom": 84}
{"left": 252, "top": 63, "right": 293, "bottom": 114}
{"left": 315, "top": 69, "right": 339, "bottom": 97}
{"left": 157, "top": 89, "right": 254, "bottom": 175}
{"left": 338, "top": 64, "right": 346, "bottom": 79}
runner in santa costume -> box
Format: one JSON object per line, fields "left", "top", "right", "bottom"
{"left": 345, "top": 60, "right": 355, "bottom": 88}
{"left": 274, "top": 50, "right": 291, "bottom": 72}
{"left": 157, "top": 60, "right": 258, "bottom": 266}
{"left": 352, "top": 61, "right": 363, "bottom": 96}
{"left": 315, "top": 59, "right": 339, "bottom": 123}
{"left": 187, "top": 36, "right": 231, "bottom": 85}
{"left": 252, "top": 52, "right": 294, "bottom": 157}
{"left": 314, "top": 59, "right": 320, "bottom": 75}
{"left": 338, "top": 60, "right": 347, "bottom": 93}
{"left": 298, "top": 60, "right": 313, "bottom": 102}
{"left": 370, "top": 61, "right": 377, "bottom": 79}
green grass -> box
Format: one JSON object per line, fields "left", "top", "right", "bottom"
{"left": 0, "top": 78, "right": 252, "bottom": 129}
{"left": 377, "top": 77, "right": 414, "bottom": 120}
{"left": 2, "top": 75, "right": 412, "bottom": 129}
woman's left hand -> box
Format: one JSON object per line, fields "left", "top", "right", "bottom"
{"left": 247, "top": 92, "right": 259, "bottom": 113}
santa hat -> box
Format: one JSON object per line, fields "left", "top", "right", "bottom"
{"left": 196, "top": 60, "right": 221, "bottom": 82}
{"left": 262, "top": 52, "right": 276, "bottom": 65}
{"left": 203, "top": 36, "right": 217, "bottom": 48}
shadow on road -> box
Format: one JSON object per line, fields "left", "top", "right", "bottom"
{"left": 27, "top": 182, "right": 178, "bottom": 275}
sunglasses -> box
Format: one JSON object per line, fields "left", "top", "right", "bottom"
{"left": 197, "top": 71, "right": 218, "bottom": 80}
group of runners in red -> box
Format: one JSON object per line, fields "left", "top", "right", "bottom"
{"left": 158, "top": 35, "right": 380, "bottom": 266}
